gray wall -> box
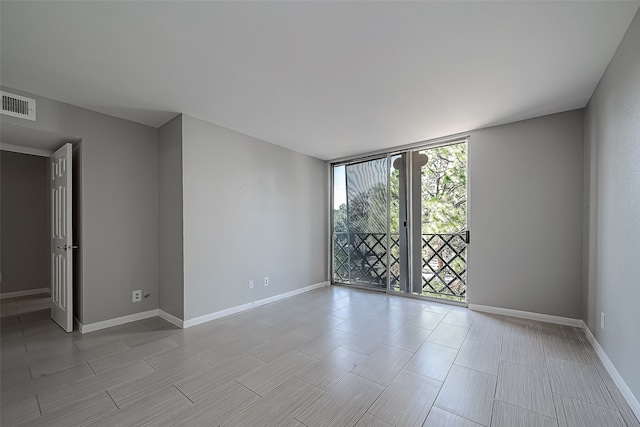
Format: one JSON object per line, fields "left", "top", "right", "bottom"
{"left": 182, "top": 115, "right": 327, "bottom": 321}
{"left": 469, "top": 110, "right": 584, "bottom": 319}
{"left": 0, "top": 151, "right": 49, "bottom": 294}
{"left": 158, "top": 114, "right": 184, "bottom": 319}
{"left": 0, "top": 87, "right": 159, "bottom": 324}
{"left": 584, "top": 9, "right": 640, "bottom": 400}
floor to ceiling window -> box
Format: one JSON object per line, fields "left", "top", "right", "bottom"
{"left": 331, "top": 138, "right": 469, "bottom": 303}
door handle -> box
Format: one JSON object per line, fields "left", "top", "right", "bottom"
{"left": 57, "top": 245, "right": 79, "bottom": 250}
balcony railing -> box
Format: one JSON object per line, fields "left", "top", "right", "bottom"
{"left": 333, "top": 232, "right": 467, "bottom": 302}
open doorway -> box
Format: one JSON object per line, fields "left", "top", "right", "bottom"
{"left": 1, "top": 151, "right": 51, "bottom": 316}
{"left": 1, "top": 123, "right": 81, "bottom": 331}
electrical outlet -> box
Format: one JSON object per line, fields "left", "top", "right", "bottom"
{"left": 601, "top": 312, "right": 606, "bottom": 330}
{"left": 248, "top": 280, "right": 254, "bottom": 290}
{"left": 264, "top": 276, "right": 269, "bottom": 286}
{"left": 132, "top": 290, "right": 142, "bottom": 303}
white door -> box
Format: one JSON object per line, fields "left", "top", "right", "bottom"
{"left": 51, "top": 143, "right": 73, "bottom": 332}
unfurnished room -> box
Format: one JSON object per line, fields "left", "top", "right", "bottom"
{"left": 0, "top": 1, "right": 639, "bottom": 426}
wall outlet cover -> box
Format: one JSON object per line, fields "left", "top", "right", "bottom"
{"left": 132, "top": 290, "right": 142, "bottom": 303}
{"left": 264, "top": 277, "right": 269, "bottom": 286}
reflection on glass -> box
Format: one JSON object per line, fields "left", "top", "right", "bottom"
{"left": 332, "top": 159, "right": 388, "bottom": 288}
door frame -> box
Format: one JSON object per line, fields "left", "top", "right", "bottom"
{"left": 0, "top": 141, "right": 77, "bottom": 329}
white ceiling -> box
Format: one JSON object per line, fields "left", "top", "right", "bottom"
{"left": 1, "top": 1, "right": 638, "bottom": 160}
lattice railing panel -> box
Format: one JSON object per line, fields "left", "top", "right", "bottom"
{"left": 333, "top": 233, "right": 350, "bottom": 282}
{"left": 349, "top": 233, "right": 387, "bottom": 287}
{"left": 333, "top": 232, "right": 466, "bottom": 300}
{"left": 422, "top": 233, "right": 467, "bottom": 301}
{"left": 389, "top": 234, "right": 400, "bottom": 290}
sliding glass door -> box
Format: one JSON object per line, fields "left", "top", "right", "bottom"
{"left": 390, "top": 142, "right": 468, "bottom": 302}
{"left": 332, "top": 157, "right": 388, "bottom": 289}
{"left": 332, "top": 140, "right": 468, "bottom": 303}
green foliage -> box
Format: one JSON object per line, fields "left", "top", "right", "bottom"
{"left": 389, "top": 167, "right": 400, "bottom": 234}
{"left": 387, "top": 143, "right": 467, "bottom": 234}
{"left": 420, "top": 143, "right": 467, "bottom": 234}
{"left": 333, "top": 203, "right": 347, "bottom": 233}
{"left": 333, "top": 185, "right": 387, "bottom": 234}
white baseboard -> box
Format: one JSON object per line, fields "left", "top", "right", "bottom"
{"left": 467, "top": 304, "right": 639, "bottom": 419}
{"left": 0, "top": 288, "right": 50, "bottom": 299}
{"left": 468, "top": 304, "right": 583, "bottom": 327}
{"left": 183, "top": 303, "right": 254, "bottom": 328}
{"left": 582, "top": 322, "right": 640, "bottom": 421}
{"left": 80, "top": 309, "right": 159, "bottom": 334}
{"left": 158, "top": 309, "right": 184, "bottom": 328}
{"left": 78, "top": 281, "right": 330, "bottom": 333}
{"left": 252, "top": 281, "right": 330, "bottom": 308}
{"left": 183, "top": 281, "right": 330, "bottom": 329}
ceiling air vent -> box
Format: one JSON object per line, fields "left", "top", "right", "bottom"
{"left": 1, "top": 91, "right": 36, "bottom": 121}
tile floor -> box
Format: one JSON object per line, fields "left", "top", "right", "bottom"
{"left": 1, "top": 286, "right": 638, "bottom": 427}
{"left": 1, "top": 293, "right": 51, "bottom": 318}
